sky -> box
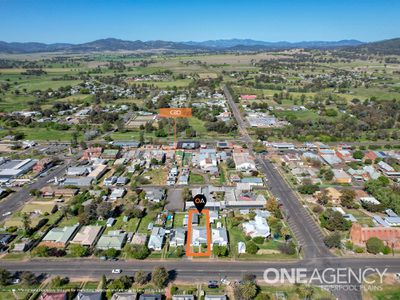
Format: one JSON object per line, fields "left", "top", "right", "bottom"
{"left": 0, "top": 0, "right": 399, "bottom": 43}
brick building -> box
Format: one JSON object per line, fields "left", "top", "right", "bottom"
{"left": 350, "top": 223, "right": 400, "bottom": 249}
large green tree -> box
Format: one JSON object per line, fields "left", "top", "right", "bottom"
{"left": 151, "top": 267, "right": 168, "bottom": 288}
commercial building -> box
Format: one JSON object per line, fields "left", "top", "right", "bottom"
{"left": 0, "top": 158, "right": 38, "bottom": 179}
{"left": 350, "top": 223, "right": 400, "bottom": 249}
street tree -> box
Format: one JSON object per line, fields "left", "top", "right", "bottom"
{"left": 151, "top": 267, "right": 168, "bottom": 288}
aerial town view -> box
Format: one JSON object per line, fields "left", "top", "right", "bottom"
{"left": 0, "top": 1, "right": 400, "bottom": 300}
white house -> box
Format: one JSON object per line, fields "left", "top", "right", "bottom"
{"left": 170, "top": 228, "right": 186, "bottom": 247}
{"left": 109, "top": 188, "right": 126, "bottom": 201}
{"left": 211, "top": 228, "right": 228, "bottom": 247}
{"left": 148, "top": 227, "right": 165, "bottom": 251}
{"left": 191, "top": 227, "right": 208, "bottom": 246}
{"left": 242, "top": 216, "right": 270, "bottom": 238}
{"left": 233, "top": 152, "right": 256, "bottom": 171}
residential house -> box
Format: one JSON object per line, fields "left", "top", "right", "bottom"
{"left": 211, "top": 228, "right": 228, "bottom": 247}
{"left": 170, "top": 228, "right": 186, "bottom": 247}
{"left": 109, "top": 188, "right": 126, "bottom": 200}
{"left": 96, "top": 230, "right": 127, "bottom": 250}
{"left": 363, "top": 165, "right": 380, "bottom": 180}
{"left": 321, "top": 154, "right": 342, "bottom": 166}
{"left": 70, "top": 225, "right": 103, "bottom": 247}
{"left": 40, "top": 186, "right": 55, "bottom": 198}
{"left": 40, "top": 292, "right": 67, "bottom": 300}
{"left": 172, "top": 296, "right": 195, "bottom": 300}
{"left": 74, "top": 292, "right": 103, "bottom": 300}
{"left": 148, "top": 227, "right": 165, "bottom": 251}
{"left": 209, "top": 211, "right": 219, "bottom": 223}
{"left": 240, "top": 177, "right": 263, "bottom": 187}
{"left": 114, "top": 158, "right": 126, "bottom": 166}
{"left": 116, "top": 177, "right": 128, "bottom": 185}
{"left": 144, "top": 188, "right": 166, "bottom": 203}
{"left": 360, "top": 197, "right": 381, "bottom": 205}
{"left": 336, "top": 150, "right": 353, "bottom": 162}
{"left": 40, "top": 224, "right": 79, "bottom": 248}
{"left": 191, "top": 227, "right": 208, "bottom": 246}
{"left": 104, "top": 176, "right": 117, "bottom": 186}
{"left": 378, "top": 161, "right": 395, "bottom": 173}
{"left": 176, "top": 141, "right": 200, "bottom": 150}
{"left": 314, "top": 187, "right": 341, "bottom": 205}
{"left": 233, "top": 151, "right": 256, "bottom": 171}
{"left": 204, "top": 296, "right": 227, "bottom": 300}
{"left": 198, "top": 149, "right": 218, "bottom": 174}
{"left": 242, "top": 216, "right": 270, "bottom": 238}
{"left": 110, "top": 141, "right": 140, "bottom": 148}
{"left": 139, "top": 295, "right": 161, "bottom": 300}
{"left": 54, "top": 188, "right": 78, "bottom": 198}
{"left": 363, "top": 151, "right": 378, "bottom": 162}
{"left": 111, "top": 293, "right": 138, "bottom": 300}
{"left": 332, "top": 169, "right": 352, "bottom": 184}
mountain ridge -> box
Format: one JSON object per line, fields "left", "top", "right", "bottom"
{"left": 0, "top": 37, "right": 396, "bottom": 54}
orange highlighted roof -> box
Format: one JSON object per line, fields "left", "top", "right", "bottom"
{"left": 185, "top": 209, "right": 211, "bottom": 257}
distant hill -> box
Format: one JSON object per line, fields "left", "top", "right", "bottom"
{"left": 184, "top": 39, "right": 364, "bottom": 49}
{"left": 0, "top": 37, "right": 366, "bottom": 54}
{"left": 345, "top": 38, "right": 400, "bottom": 55}
{"left": 0, "top": 41, "right": 73, "bottom": 53}
{"left": 0, "top": 38, "right": 202, "bottom": 54}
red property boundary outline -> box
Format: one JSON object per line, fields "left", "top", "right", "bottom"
{"left": 185, "top": 209, "right": 211, "bottom": 257}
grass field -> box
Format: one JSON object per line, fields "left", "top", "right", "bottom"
{"left": 189, "top": 172, "right": 205, "bottom": 184}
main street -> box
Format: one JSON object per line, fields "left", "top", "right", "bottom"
{"left": 222, "top": 85, "right": 391, "bottom": 300}
{"left": 223, "top": 85, "right": 331, "bottom": 260}
{"left": 1, "top": 257, "right": 400, "bottom": 287}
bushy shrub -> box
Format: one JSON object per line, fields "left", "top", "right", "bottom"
{"left": 323, "top": 232, "right": 341, "bottom": 248}
{"left": 366, "top": 237, "right": 384, "bottom": 254}
{"left": 252, "top": 236, "right": 265, "bottom": 244}
{"left": 278, "top": 241, "right": 296, "bottom": 255}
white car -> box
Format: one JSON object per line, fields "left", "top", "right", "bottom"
{"left": 2, "top": 212, "right": 11, "bottom": 217}
{"left": 111, "top": 269, "right": 122, "bottom": 274}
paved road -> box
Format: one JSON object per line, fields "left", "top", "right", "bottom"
{"left": 222, "top": 85, "right": 365, "bottom": 300}
{"left": 0, "top": 162, "right": 68, "bottom": 222}
{"left": 2, "top": 257, "right": 399, "bottom": 286}
{"left": 223, "top": 85, "right": 330, "bottom": 259}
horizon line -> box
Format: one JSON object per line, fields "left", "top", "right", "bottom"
{"left": 1, "top": 36, "right": 390, "bottom": 45}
